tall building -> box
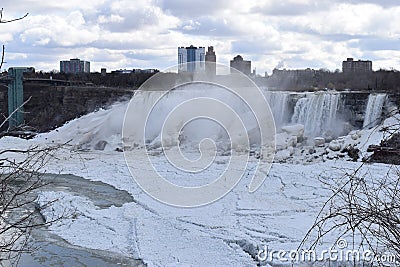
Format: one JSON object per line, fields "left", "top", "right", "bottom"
{"left": 60, "top": 58, "right": 90, "bottom": 74}
{"left": 205, "top": 46, "right": 216, "bottom": 76}
{"left": 178, "top": 45, "right": 205, "bottom": 73}
{"left": 342, "top": 58, "right": 372, "bottom": 73}
{"left": 230, "top": 55, "right": 251, "bottom": 75}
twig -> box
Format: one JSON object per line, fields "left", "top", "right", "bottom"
{"left": 0, "top": 9, "right": 29, "bottom": 24}
{"left": 0, "top": 45, "right": 4, "bottom": 70}
{"left": 0, "top": 96, "right": 32, "bottom": 129}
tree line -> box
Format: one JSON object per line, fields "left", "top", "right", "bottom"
{"left": 259, "top": 69, "right": 400, "bottom": 92}
{"left": 21, "top": 71, "right": 157, "bottom": 88}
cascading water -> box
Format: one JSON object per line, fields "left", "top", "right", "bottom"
{"left": 50, "top": 86, "right": 394, "bottom": 151}
{"left": 123, "top": 83, "right": 274, "bottom": 152}
{"left": 291, "top": 92, "right": 341, "bottom": 138}
{"left": 263, "top": 91, "right": 289, "bottom": 127}
{"left": 363, "top": 93, "right": 387, "bottom": 128}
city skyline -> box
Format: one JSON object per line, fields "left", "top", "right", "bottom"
{"left": 0, "top": 0, "right": 399, "bottom": 74}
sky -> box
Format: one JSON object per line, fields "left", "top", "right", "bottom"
{"left": 0, "top": 0, "right": 399, "bottom": 75}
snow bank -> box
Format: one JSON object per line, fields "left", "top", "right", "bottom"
{"left": 37, "top": 191, "right": 140, "bottom": 258}
{"left": 271, "top": 113, "right": 400, "bottom": 164}
{"left": 281, "top": 124, "right": 304, "bottom": 138}
{"left": 35, "top": 102, "right": 127, "bottom": 151}
{"left": 33, "top": 149, "right": 397, "bottom": 266}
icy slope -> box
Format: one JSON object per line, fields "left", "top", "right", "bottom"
{"left": 35, "top": 101, "right": 127, "bottom": 151}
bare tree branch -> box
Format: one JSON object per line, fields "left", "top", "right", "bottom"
{"left": 0, "top": 8, "right": 28, "bottom": 70}
{"left": 299, "top": 163, "right": 400, "bottom": 266}
{"left": 0, "top": 143, "right": 73, "bottom": 266}
{"left": 0, "top": 96, "right": 32, "bottom": 130}
{"left": 0, "top": 45, "right": 4, "bottom": 70}
{"left": 0, "top": 10, "right": 69, "bottom": 266}
{"left": 0, "top": 8, "right": 28, "bottom": 24}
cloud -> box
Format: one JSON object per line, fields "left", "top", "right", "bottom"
{"left": 0, "top": 0, "right": 399, "bottom": 73}
{"left": 98, "top": 2, "right": 180, "bottom": 33}
{"left": 160, "top": 0, "right": 232, "bottom": 17}
{"left": 179, "top": 17, "right": 240, "bottom": 37}
{"left": 253, "top": 1, "right": 327, "bottom": 16}
{"left": 351, "top": 38, "right": 400, "bottom": 52}
{"left": 231, "top": 38, "right": 282, "bottom": 55}
{"left": 336, "top": 0, "right": 400, "bottom": 8}
{"left": 17, "top": 12, "right": 100, "bottom": 48}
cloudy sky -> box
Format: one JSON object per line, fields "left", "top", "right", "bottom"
{"left": 0, "top": 0, "right": 399, "bottom": 74}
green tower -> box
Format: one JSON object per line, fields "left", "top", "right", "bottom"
{"left": 7, "top": 67, "right": 33, "bottom": 130}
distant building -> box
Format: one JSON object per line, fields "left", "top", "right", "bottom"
{"left": 178, "top": 45, "right": 205, "bottom": 73}
{"left": 342, "top": 58, "right": 372, "bottom": 73}
{"left": 272, "top": 68, "right": 317, "bottom": 79}
{"left": 230, "top": 55, "right": 251, "bottom": 75}
{"left": 111, "top": 68, "right": 158, "bottom": 74}
{"left": 205, "top": 46, "right": 216, "bottom": 76}
{"left": 101, "top": 68, "right": 107, "bottom": 76}
{"left": 60, "top": 58, "right": 90, "bottom": 74}
{"left": 132, "top": 68, "right": 158, "bottom": 74}
{"left": 111, "top": 69, "right": 132, "bottom": 74}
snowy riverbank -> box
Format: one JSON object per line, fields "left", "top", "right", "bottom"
{"left": 1, "top": 134, "right": 397, "bottom": 266}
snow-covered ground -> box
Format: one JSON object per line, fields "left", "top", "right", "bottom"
{"left": 1, "top": 103, "right": 399, "bottom": 266}
{"left": 28, "top": 148, "right": 399, "bottom": 266}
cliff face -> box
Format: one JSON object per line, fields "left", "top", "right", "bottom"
{"left": 0, "top": 83, "right": 133, "bottom": 132}
{"left": 1, "top": 82, "right": 399, "bottom": 135}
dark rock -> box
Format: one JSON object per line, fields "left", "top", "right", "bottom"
{"left": 342, "top": 145, "right": 360, "bottom": 161}
{"left": 368, "top": 132, "right": 400, "bottom": 165}
{"left": 94, "top": 140, "right": 108, "bottom": 151}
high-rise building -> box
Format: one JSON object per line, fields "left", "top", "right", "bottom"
{"left": 60, "top": 58, "right": 90, "bottom": 74}
{"left": 342, "top": 58, "right": 372, "bottom": 73}
{"left": 178, "top": 45, "right": 205, "bottom": 73}
{"left": 230, "top": 55, "right": 251, "bottom": 75}
{"left": 205, "top": 46, "right": 216, "bottom": 76}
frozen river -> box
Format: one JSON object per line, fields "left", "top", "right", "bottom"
{"left": 18, "top": 174, "right": 144, "bottom": 267}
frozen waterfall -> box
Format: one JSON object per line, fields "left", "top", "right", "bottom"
{"left": 362, "top": 94, "right": 387, "bottom": 128}
{"left": 291, "top": 92, "right": 341, "bottom": 138}
{"left": 264, "top": 91, "right": 289, "bottom": 128}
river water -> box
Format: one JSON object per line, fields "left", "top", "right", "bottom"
{"left": 16, "top": 174, "right": 145, "bottom": 267}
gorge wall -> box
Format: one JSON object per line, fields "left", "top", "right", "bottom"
{"left": 0, "top": 82, "right": 399, "bottom": 137}
{"left": 0, "top": 83, "right": 133, "bottom": 132}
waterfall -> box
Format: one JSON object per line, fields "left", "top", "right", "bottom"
{"left": 264, "top": 91, "right": 289, "bottom": 127}
{"left": 363, "top": 93, "right": 387, "bottom": 128}
{"left": 123, "top": 83, "right": 276, "bottom": 151}
{"left": 291, "top": 92, "right": 341, "bottom": 138}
